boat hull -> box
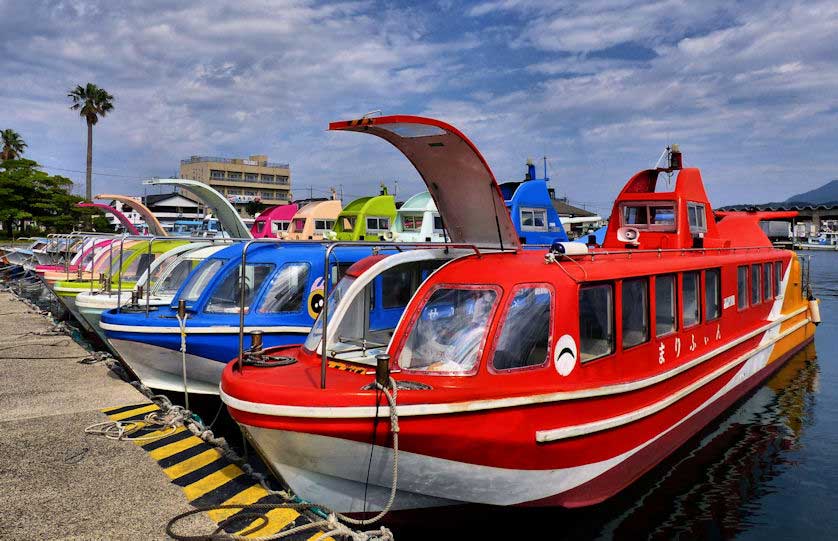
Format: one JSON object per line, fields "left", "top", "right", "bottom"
{"left": 105, "top": 328, "right": 308, "bottom": 394}
{"left": 108, "top": 338, "right": 225, "bottom": 395}
{"left": 228, "top": 315, "right": 815, "bottom": 512}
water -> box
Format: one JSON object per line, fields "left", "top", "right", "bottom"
{"left": 391, "top": 251, "right": 838, "bottom": 540}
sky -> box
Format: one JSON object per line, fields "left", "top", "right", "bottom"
{"left": 2, "top": 0, "right": 837, "bottom": 216}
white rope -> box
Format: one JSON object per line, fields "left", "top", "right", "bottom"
{"left": 175, "top": 311, "right": 190, "bottom": 410}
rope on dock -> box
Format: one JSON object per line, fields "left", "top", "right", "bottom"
{"left": 80, "top": 349, "right": 398, "bottom": 540}
{"left": 165, "top": 377, "right": 400, "bottom": 541}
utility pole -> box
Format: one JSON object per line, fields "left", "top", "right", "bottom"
{"left": 339, "top": 184, "right": 343, "bottom": 203}
{"left": 309, "top": 185, "right": 313, "bottom": 200}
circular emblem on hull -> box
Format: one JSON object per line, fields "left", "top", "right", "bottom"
{"left": 307, "top": 277, "right": 326, "bottom": 319}
{"left": 554, "top": 334, "right": 577, "bottom": 376}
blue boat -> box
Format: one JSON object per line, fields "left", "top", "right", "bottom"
{"left": 500, "top": 160, "right": 569, "bottom": 245}
{"left": 99, "top": 242, "right": 403, "bottom": 394}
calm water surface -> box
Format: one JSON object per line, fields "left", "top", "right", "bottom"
{"left": 390, "top": 251, "right": 838, "bottom": 540}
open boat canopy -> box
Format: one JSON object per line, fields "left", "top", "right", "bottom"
{"left": 329, "top": 115, "right": 521, "bottom": 250}
{"left": 144, "top": 178, "right": 253, "bottom": 240}
{"left": 77, "top": 202, "right": 140, "bottom": 235}
{"left": 96, "top": 194, "right": 168, "bottom": 237}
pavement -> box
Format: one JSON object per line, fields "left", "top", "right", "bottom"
{"left": 0, "top": 291, "right": 214, "bottom": 540}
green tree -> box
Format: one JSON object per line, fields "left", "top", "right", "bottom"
{"left": 0, "top": 158, "right": 91, "bottom": 236}
{"left": 244, "top": 199, "right": 267, "bottom": 217}
{"left": 0, "top": 129, "right": 27, "bottom": 160}
{"left": 68, "top": 83, "right": 115, "bottom": 201}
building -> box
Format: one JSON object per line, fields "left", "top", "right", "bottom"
{"left": 547, "top": 188, "right": 606, "bottom": 239}
{"left": 179, "top": 155, "right": 291, "bottom": 216}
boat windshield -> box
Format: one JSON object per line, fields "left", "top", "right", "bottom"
{"left": 303, "top": 276, "right": 355, "bottom": 352}
{"left": 179, "top": 259, "right": 225, "bottom": 302}
{"left": 401, "top": 214, "right": 423, "bottom": 231}
{"left": 204, "top": 263, "right": 273, "bottom": 314}
{"left": 397, "top": 287, "right": 498, "bottom": 374}
{"left": 123, "top": 251, "right": 156, "bottom": 281}
{"left": 152, "top": 258, "right": 196, "bottom": 296}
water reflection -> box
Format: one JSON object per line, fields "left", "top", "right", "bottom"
{"left": 390, "top": 342, "right": 820, "bottom": 540}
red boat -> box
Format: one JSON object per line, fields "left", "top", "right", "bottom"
{"left": 220, "top": 115, "right": 820, "bottom": 513}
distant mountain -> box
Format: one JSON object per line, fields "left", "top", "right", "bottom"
{"left": 786, "top": 179, "right": 838, "bottom": 203}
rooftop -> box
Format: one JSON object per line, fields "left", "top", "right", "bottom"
{"left": 180, "top": 155, "right": 290, "bottom": 169}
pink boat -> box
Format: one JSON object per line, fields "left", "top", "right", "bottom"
{"left": 250, "top": 203, "right": 298, "bottom": 238}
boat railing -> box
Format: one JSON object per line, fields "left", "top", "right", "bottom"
{"left": 112, "top": 234, "right": 252, "bottom": 315}
{"left": 231, "top": 237, "right": 511, "bottom": 389}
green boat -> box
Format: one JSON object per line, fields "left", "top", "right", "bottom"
{"left": 328, "top": 190, "right": 397, "bottom": 241}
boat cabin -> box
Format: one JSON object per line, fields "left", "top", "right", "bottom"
{"left": 388, "top": 191, "right": 447, "bottom": 242}
{"left": 282, "top": 200, "right": 343, "bottom": 240}
{"left": 251, "top": 204, "right": 299, "bottom": 238}
{"left": 500, "top": 161, "right": 569, "bottom": 245}
{"left": 329, "top": 193, "right": 397, "bottom": 241}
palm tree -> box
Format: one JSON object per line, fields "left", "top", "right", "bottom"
{"left": 0, "top": 129, "right": 27, "bottom": 161}
{"left": 68, "top": 83, "right": 114, "bottom": 200}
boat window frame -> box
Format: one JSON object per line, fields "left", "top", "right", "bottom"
{"left": 578, "top": 282, "right": 615, "bottom": 364}
{"left": 489, "top": 282, "right": 555, "bottom": 374}
{"left": 203, "top": 262, "right": 275, "bottom": 315}
{"left": 621, "top": 277, "right": 650, "bottom": 350}
{"left": 681, "top": 270, "right": 701, "bottom": 329}
{"left": 519, "top": 207, "right": 549, "bottom": 232}
{"left": 654, "top": 273, "right": 678, "bottom": 338}
{"left": 314, "top": 219, "right": 335, "bottom": 233}
{"left": 366, "top": 216, "right": 391, "bottom": 234}
{"left": 687, "top": 202, "right": 707, "bottom": 234}
{"left": 704, "top": 268, "right": 721, "bottom": 321}
{"left": 737, "top": 265, "right": 749, "bottom": 311}
{"left": 750, "top": 263, "right": 762, "bottom": 306}
{"left": 394, "top": 283, "right": 503, "bottom": 377}
{"left": 620, "top": 201, "right": 677, "bottom": 232}
{"left": 774, "top": 261, "right": 783, "bottom": 297}
{"left": 257, "top": 261, "right": 311, "bottom": 314}
{"left": 763, "top": 262, "right": 773, "bottom": 302}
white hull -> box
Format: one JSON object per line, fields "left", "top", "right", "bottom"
{"left": 108, "top": 338, "right": 222, "bottom": 395}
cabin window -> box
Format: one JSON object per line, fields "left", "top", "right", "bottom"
{"left": 687, "top": 202, "right": 707, "bottom": 233}
{"left": 579, "top": 284, "right": 614, "bottom": 362}
{"left": 520, "top": 208, "right": 548, "bottom": 232}
{"left": 763, "top": 263, "right": 772, "bottom": 302}
{"left": 774, "top": 261, "right": 783, "bottom": 297}
{"left": 272, "top": 221, "right": 289, "bottom": 235}
{"left": 402, "top": 215, "right": 423, "bottom": 231}
{"left": 434, "top": 216, "right": 445, "bottom": 231}
{"left": 342, "top": 216, "right": 356, "bottom": 231}
{"left": 682, "top": 271, "right": 700, "bottom": 327}
{"left": 255, "top": 221, "right": 266, "bottom": 233}
{"left": 492, "top": 286, "right": 552, "bottom": 371}
{"left": 366, "top": 217, "right": 390, "bottom": 232}
{"left": 205, "top": 263, "right": 273, "bottom": 314}
{"left": 293, "top": 218, "right": 306, "bottom": 231}
{"left": 750, "top": 264, "right": 761, "bottom": 306}
{"left": 315, "top": 219, "right": 334, "bottom": 232}
{"left": 125, "top": 252, "right": 157, "bottom": 281}
{"left": 705, "top": 269, "right": 721, "bottom": 321}
{"left": 180, "top": 260, "right": 224, "bottom": 302}
{"left": 738, "top": 266, "right": 749, "bottom": 310}
{"left": 156, "top": 259, "right": 196, "bottom": 296}
{"left": 622, "top": 278, "right": 649, "bottom": 349}
{"left": 397, "top": 287, "right": 498, "bottom": 374}
{"left": 621, "top": 203, "right": 676, "bottom": 231}
{"left": 259, "top": 263, "right": 309, "bottom": 313}
{"left": 374, "top": 267, "right": 414, "bottom": 310}
{"left": 655, "top": 274, "right": 677, "bottom": 336}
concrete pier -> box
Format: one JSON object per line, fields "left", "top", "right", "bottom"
{"left": 0, "top": 291, "right": 214, "bottom": 539}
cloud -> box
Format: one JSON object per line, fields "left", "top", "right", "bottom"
{"left": 1, "top": 0, "right": 836, "bottom": 212}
